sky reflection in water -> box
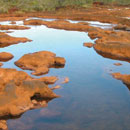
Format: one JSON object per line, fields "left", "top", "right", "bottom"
{"left": 0, "top": 24, "right": 130, "bottom": 130}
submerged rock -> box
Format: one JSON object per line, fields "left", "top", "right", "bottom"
{"left": 62, "top": 77, "right": 69, "bottom": 84}
{"left": 83, "top": 42, "right": 93, "bottom": 48}
{"left": 0, "top": 52, "right": 14, "bottom": 62}
{"left": 51, "top": 85, "right": 61, "bottom": 90}
{"left": 114, "top": 63, "right": 122, "bottom": 66}
{"left": 15, "top": 51, "right": 66, "bottom": 76}
{"left": 0, "top": 32, "right": 32, "bottom": 48}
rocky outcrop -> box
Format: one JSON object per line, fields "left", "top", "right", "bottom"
{"left": 0, "top": 66, "right": 67, "bottom": 129}
{"left": 0, "top": 80, "right": 58, "bottom": 118}
{"left": 83, "top": 42, "right": 93, "bottom": 48}
{"left": 93, "top": 30, "right": 130, "bottom": 62}
{"left": 15, "top": 51, "right": 66, "bottom": 76}
{"left": 0, "top": 68, "right": 32, "bottom": 92}
{"left": 0, "top": 68, "right": 60, "bottom": 92}
{"left": 0, "top": 25, "right": 30, "bottom": 30}
{"left": 0, "top": 52, "right": 14, "bottom": 62}
{"left": 0, "top": 32, "right": 32, "bottom": 48}
{"left": 0, "top": 67, "right": 66, "bottom": 118}
{"left": 112, "top": 73, "right": 130, "bottom": 85}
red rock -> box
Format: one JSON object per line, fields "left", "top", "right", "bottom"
{"left": 0, "top": 63, "right": 3, "bottom": 67}
{"left": 0, "top": 25, "right": 30, "bottom": 30}
{"left": 0, "top": 52, "right": 14, "bottom": 62}
{"left": 0, "top": 32, "right": 32, "bottom": 48}
{"left": 38, "top": 76, "right": 58, "bottom": 84}
{"left": 15, "top": 51, "right": 66, "bottom": 76}
{"left": 83, "top": 42, "right": 93, "bottom": 48}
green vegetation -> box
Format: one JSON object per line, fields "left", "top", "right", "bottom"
{"left": 0, "top": 0, "right": 130, "bottom": 13}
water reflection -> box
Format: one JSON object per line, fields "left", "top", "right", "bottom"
{"left": 0, "top": 20, "right": 129, "bottom": 130}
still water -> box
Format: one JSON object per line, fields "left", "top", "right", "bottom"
{"left": 0, "top": 21, "right": 130, "bottom": 130}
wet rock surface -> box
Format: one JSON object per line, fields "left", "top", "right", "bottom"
{"left": 0, "top": 32, "right": 32, "bottom": 48}
{"left": 0, "top": 52, "right": 14, "bottom": 62}
{"left": 15, "top": 51, "right": 66, "bottom": 76}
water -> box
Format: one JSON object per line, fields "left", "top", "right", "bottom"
{"left": 0, "top": 21, "right": 130, "bottom": 130}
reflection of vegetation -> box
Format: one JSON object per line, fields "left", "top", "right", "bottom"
{"left": 0, "top": 0, "right": 130, "bottom": 13}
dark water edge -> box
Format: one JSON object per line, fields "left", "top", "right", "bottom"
{"left": 0, "top": 23, "right": 130, "bottom": 130}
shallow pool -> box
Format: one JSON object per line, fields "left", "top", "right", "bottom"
{"left": 0, "top": 22, "right": 130, "bottom": 130}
